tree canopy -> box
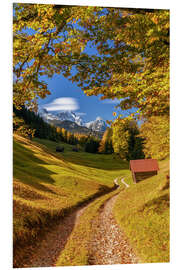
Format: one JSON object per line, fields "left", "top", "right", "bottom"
{"left": 111, "top": 118, "right": 144, "bottom": 160}
{"left": 13, "top": 4, "right": 102, "bottom": 109}
{"left": 13, "top": 4, "right": 169, "bottom": 120}
{"left": 70, "top": 7, "right": 169, "bottom": 119}
{"left": 140, "top": 115, "right": 169, "bottom": 160}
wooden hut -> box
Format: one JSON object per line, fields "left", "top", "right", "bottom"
{"left": 130, "top": 159, "right": 159, "bottom": 183}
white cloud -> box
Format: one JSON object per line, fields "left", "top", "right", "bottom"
{"left": 43, "top": 97, "right": 79, "bottom": 111}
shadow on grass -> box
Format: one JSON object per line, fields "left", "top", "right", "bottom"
{"left": 33, "top": 138, "right": 129, "bottom": 171}
{"left": 58, "top": 152, "right": 129, "bottom": 171}
{"left": 141, "top": 194, "right": 170, "bottom": 214}
{"left": 13, "top": 140, "right": 58, "bottom": 194}
{"left": 13, "top": 184, "right": 118, "bottom": 268}
{"left": 14, "top": 206, "right": 80, "bottom": 268}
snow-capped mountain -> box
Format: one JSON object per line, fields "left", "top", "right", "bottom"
{"left": 38, "top": 108, "right": 85, "bottom": 126}
{"left": 56, "top": 111, "right": 84, "bottom": 126}
{"left": 85, "top": 117, "right": 107, "bottom": 132}
{"left": 38, "top": 108, "right": 107, "bottom": 132}
{"left": 38, "top": 108, "right": 60, "bottom": 121}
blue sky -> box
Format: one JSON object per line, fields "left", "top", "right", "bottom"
{"left": 38, "top": 73, "right": 122, "bottom": 122}
{"left": 16, "top": 8, "right": 132, "bottom": 123}
{"left": 35, "top": 13, "right": 124, "bottom": 123}
{"left": 37, "top": 35, "right": 125, "bottom": 123}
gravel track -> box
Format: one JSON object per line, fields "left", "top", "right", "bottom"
{"left": 88, "top": 193, "right": 138, "bottom": 265}
{"left": 18, "top": 183, "right": 138, "bottom": 267}
{"left": 121, "top": 177, "right": 130, "bottom": 188}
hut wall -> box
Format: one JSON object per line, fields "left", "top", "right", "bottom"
{"left": 135, "top": 171, "right": 157, "bottom": 183}
{"left": 132, "top": 171, "right": 137, "bottom": 183}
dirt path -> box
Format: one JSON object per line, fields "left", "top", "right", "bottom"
{"left": 121, "top": 177, "right": 130, "bottom": 188}
{"left": 20, "top": 203, "right": 91, "bottom": 268}
{"left": 19, "top": 181, "right": 138, "bottom": 267}
{"left": 88, "top": 193, "right": 138, "bottom": 265}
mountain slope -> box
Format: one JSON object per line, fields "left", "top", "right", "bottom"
{"left": 56, "top": 111, "right": 84, "bottom": 126}
{"left": 85, "top": 117, "right": 107, "bottom": 132}
{"left": 38, "top": 108, "right": 107, "bottom": 133}
{"left": 50, "top": 119, "right": 104, "bottom": 138}
{"left": 50, "top": 119, "right": 90, "bottom": 134}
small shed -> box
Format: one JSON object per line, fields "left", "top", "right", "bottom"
{"left": 130, "top": 159, "right": 159, "bottom": 183}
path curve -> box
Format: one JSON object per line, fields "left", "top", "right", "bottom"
{"left": 17, "top": 179, "right": 137, "bottom": 267}
{"left": 121, "top": 177, "right": 130, "bottom": 188}
{"left": 88, "top": 193, "right": 138, "bottom": 265}
{"left": 114, "top": 178, "right": 120, "bottom": 186}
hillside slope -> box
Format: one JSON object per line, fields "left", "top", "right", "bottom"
{"left": 13, "top": 134, "right": 169, "bottom": 266}
{"left": 113, "top": 159, "right": 170, "bottom": 263}
{"left": 13, "top": 134, "right": 130, "bottom": 266}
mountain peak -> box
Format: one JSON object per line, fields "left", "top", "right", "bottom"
{"left": 38, "top": 108, "right": 107, "bottom": 132}
{"left": 38, "top": 109, "right": 85, "bottom": 126}
{"left": 85, "top": 117, "right": 107, "bottom": 132}
{"left": 96, "top": 116, "right": 103, "bottom": 121}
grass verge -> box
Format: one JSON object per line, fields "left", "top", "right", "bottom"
{"left": 113, "top": 159, "right": 170, "bottom": 263}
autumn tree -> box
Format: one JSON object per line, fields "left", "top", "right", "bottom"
{"left": 13, "top": 5, "right": 169, "bottom": 118}
{"left": 66, "top": 131, "right": 77, "bottom": 145}
{"left": 61, "top": 128, "right": 67, "bottom": 142}
{"left": 13, "top": 5, "right": 169, "bottom": 159}
{"left": 70, "top": 8, "right": 169, "bottom": 119}
{"left": 140, "top": 115, "right": 169, "bottom": 160}
{"left": 76, "top": 134, "right": 88, "bottom": 147}
{"left": 56, "top": 127, "right": 64, "bottom": 141}
{"left": 98, "top": 127, "right": 113, "bottom": 154}
{"left": 112, "top": 117, "right": 144, "bottom": 160}
{"left": 13, "top": 113, "right": 35, "bottom": 139}
{"left": 13, "top": 3, "right": 103, "bottom": 110}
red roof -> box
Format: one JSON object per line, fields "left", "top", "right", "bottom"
{"left": 130, "top": 159, "right": 159, "bottom": 173}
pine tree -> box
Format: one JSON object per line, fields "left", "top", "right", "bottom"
{"left": 85, "top": 136, "right": 100, "bottom": 153}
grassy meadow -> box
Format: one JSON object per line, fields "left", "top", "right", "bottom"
{"left": 13, "top": 133, "right": 169, "bottom": 266}
{"left": 13, "top": 134, "right": 131, "bottom": 265}
{"left": 12, "top": 5, "right": 169, "bottom": 267}
{"left": 56, "top": 159, "right": 170, "bottom": 266}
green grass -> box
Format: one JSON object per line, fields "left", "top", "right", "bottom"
{"left": 13, "top": 134, "right": 169, "bottom": 266}
{"left": 13, "top": 134, "right": 130, "bottom": 266}
{"left": 113, "top": 158, "right": 170, "bottom": 263}
{"left": 31, "top": 137, "right": 134, "bottom": 189}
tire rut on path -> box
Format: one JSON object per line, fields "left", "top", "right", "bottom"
{"left": 88, "top": 193, "right": 138, "bottom": 265}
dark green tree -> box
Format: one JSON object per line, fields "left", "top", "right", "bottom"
{"left": 85, "top": 136, "right": 100, "bottom": 153}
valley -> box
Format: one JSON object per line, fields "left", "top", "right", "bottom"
{"left": 12, "top": 4, "right": 170, "bottom": 268}
{"left": 13, "top": 134, "right": 169, "bottom": 267}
